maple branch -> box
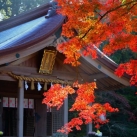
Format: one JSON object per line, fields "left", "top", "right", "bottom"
{"left": 80, "top": 26, "right": 94, "bottom": 39}
{"left": 94, "top": 10, "right": 102, "bottom": 17}
{"left": 98, "top": 0, "right": 137, "bottom": 22}
{"left": 121, "top": 2, "right": 137, "bottom": 17}
{"left": 74, "top": 53, "right": 79, "bottom": 80}
{"left": 80, "top": 0, "right": 137, "bottom": 39}
{"left": 73, "top": 53, "right": 85, "bottom": 82}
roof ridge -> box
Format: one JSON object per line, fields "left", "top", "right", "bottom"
{"left": 0, "top": 3, "right": 51, "bottom": 32}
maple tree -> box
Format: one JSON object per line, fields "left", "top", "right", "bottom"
{"left": 43, "top": 0, "right": 137, "bottom": 134}
{"left": 43, "top": 82, "right": 118, "bottom": 133}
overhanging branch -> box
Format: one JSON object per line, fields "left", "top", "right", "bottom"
{"left": 80, "top": 0, "right": 137, "bottom": 39}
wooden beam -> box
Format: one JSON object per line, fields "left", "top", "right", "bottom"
{"left": 0, "top": 66, "right": 37, "bottom": 74}
{"left": 79, "top": 57, "right": 99, "bottom": 73}
{"left": 0, "top": 92, "right": 42, "bottom": 99}
{"left": 9, "top": 52, "right": 38, "bottom": 65}
{"left": 88, "top": 73, "right": 107, "bottom": 81}
{"left": 56, "top": 53, "right": 76, "bottom": 73}
{"left": 0, "top": 65, "right": 108, "bottom": 82}
{"left": 80, "top": 51, "right": 130, "bottom": 86}
{"left": 0, "top": 35, "right": 56, "bottom": 65}
{"left": 0, "top": 75, "right": 15, "bottom": 81}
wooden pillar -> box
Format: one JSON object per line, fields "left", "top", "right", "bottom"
{"left": 17, "top": 80, "right": 24, "bottom": 137}
{"left": 64, "top": 97, "right": 68, "bottom": 135}
{"left": 87, "top": 103, "right": 92, "bottom": 137}
{"left": 0, "top": 97, "right": 2, "bottom": 131}
{"left": 87, "top": 123, "right": 93, "bottom": 136}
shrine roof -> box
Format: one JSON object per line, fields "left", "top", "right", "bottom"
{"left": 0, "top": 3, "right": 65, "bottom": 55}
{"left": 0, "top": 2, "right": 130, "bottom": 88}
{"left": 0, "top": 15, "right": 64, "bottom": 50}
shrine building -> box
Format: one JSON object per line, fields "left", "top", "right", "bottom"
{"left": 0, "top": 1, "right": 129, "bottom": 137}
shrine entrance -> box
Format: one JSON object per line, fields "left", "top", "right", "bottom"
{"left": 2, "top": 97, "right": 35, "bottom": 136}
{"left": 2, "top": 108, "right": 34, "bottom": 136}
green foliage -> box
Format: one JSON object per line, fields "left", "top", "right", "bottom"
{"left": 110, "top": 49, "right": 137, "bottom": 64}
{"left": 119, "top": 87, "right": 137, "bottom": 110}
{"left": 99, "top": 39, "right": 137, "bottom": 65}
{"left": 95, "top": 89, "right": 137, "bottom": 137}
{"left": 100, "top": 119, "right": 137, "bottom": 137}
{"left": 0, "top": 0, "right": 50, "bottom": 21}
{"left": 105, "top": 46, "right": 137, "bottom": 136}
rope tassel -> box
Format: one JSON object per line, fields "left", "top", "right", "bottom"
{"left": 44, "top": 82, "right": 47, "bottom": 90}
{"left": 7, "top": 72, "right": 72, "bottom": 90}
{"left": 31, "top": 81, "right": 35, "bottom": 90}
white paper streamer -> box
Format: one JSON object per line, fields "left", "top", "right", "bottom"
{"left": 25, "top": 81, "right": 28, "bottom": 90}
{"left": 37, "top": 82, "right": 42, "bottom": 91}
